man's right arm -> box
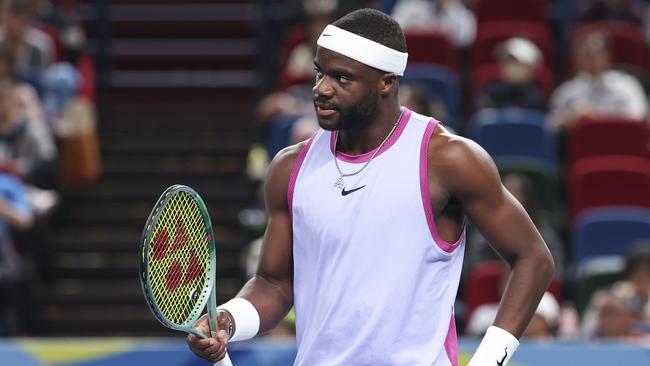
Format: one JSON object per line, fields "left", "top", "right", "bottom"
{"left": 187, "top": 142, "right": 304, "bottom": 363}
{"left": 233, "top": 141, "right": 304, "bottom": 332}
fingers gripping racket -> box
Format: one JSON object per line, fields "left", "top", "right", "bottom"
{"left": 139, "top": 185, "right": 233, "bottom": 366}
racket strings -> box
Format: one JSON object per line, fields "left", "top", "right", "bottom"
{"left": 147, "top": 192, "right": 211, "bottom": 325}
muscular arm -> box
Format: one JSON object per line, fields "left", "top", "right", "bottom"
{"left": 234, "top": 142, "right": 304, "bottom": 333}
{"left": 430, "top": 127, "right": 554, "bottom": 338}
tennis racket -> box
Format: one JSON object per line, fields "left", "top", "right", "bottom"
{"left": 139, "top": 184, "right": 233, "bottom": 366}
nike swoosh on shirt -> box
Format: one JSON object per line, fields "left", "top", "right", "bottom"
{"left": 341, "top": 185, "right": 366, "bottom": 196}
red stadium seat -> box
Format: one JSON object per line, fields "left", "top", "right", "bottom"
{"left": 569, "top": 156, "right": 650, "bottom": 220}
{"left": 472, "top": 21, "right": 553, "bottom": 68}
{"left": 465, "top": 261, "right": 562, "bottom": 314}
{"left": 475, "top": 0, "right": 548, "bottom": 24}
{"left": 568, "top": 22, "right": 648, "bottom": 76}
{"left": 568, "top": 116, "right": 650, "bottom": 164}
{"left": 470, "top": 63, "right": 555, "bottom": 100}
{"left": 404, "top": 30, "right": 459, "bottom": 73}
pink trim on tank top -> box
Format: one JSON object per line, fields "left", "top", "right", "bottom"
{"left": 419, "top": 120, "right": 465, "bottom": 252}
{"left": 288, "top": 133, "right": 317, "bottom": 219}
{"left": 329, "top": 108, "right": 412, "bottom": 163}
{"left": 444, "top": 313, "right": 459, "bottom": 366}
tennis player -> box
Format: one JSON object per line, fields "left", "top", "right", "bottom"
{"left": 188, "top": 8, "right": 554, "bottom": 366}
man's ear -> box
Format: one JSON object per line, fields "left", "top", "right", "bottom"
{"left": 379, "top": 73, "right": 398, "bottom": 96}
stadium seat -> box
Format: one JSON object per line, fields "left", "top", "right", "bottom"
{"left": 475, "top": 0, "right": 548, "bottom": 24}
{"left": 374, "top": 0, "right": 399, "bottom": 13}
{"left": 404, "top": 30, "right": 459, "bottom": 73}
{"left": 568, "top": 22, "right": 648, "bottom": 76}
{"left": 465, "top": 260, "right": 562, "bottom": 313}
{"left": 568, "top": 116, "right": 650, "bottom": 164}
{"left": 469, "top": 108, "right": 556, "bottom": 170}
{"left": 569, "top": 156, "right": 650, "bottom": 219}
{"left": 470, "top": 63, "right": 555, "bottom": 100}
{"left": 470, "top": 109, "right": 561, "bottom": 213}
{"left": 572, "top": 207, "right": 650, "bottom": 265}
{"left": 472, "top": 21, "right": 553, "bottom": 68}
{"left": 402, "top": 64, "right": 460, "bottom": 130}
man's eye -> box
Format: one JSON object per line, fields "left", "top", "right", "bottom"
{"left": 337, "top": 75, "right": 350, "bottom": 83}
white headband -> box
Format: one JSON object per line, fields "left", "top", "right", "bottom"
{"left": 316, "top": 24, "right": 408, "bottom": 76}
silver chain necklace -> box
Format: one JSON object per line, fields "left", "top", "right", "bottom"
{"left": 333, "top": 108, "right": 403, "bottom": 189}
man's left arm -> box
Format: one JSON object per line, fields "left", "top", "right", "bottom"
{"left": 434, "top": 133, "right": 554, "bottom": 364}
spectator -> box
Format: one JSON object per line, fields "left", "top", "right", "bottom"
{"left": 580, "top": 0, "right": 643, "bottom": 25}
{"left": 584, "top": 282, "right": 650, "bottom": 342}
{"left": 0, "top": 81, "right": 56, "bottom": 190}
{"left": 391, "top": 0, "right": 476, "bottom": 47}
{"left": 0, "top": 44, "right": 43, "bottom": 126}
{"left": 550, "top": 31, "right": 648, "bottom": 129}
{"left": 475, "top": 38, "right": 547, "bottom": 112}
{"left": 465, "top": 173, "right": 566, "bottom": 280}
{"left": 0, "top": 0, "right": 55, "bottom": 90}
{"left": 0, "top": 171, "right": 33, "bottom": 335}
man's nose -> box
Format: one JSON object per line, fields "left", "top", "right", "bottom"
{"left": 312, "top": 75, "right": 333, "bottom": 99}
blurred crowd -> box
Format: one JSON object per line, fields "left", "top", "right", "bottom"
{"left": 0, "top": 0, "right": 98, "bottom": 335}
{"left": 244, "top": 0, "right": 650, "bottom": 344}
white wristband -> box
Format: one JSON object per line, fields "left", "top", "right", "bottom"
{"left": 218, "top": 298, "right": 260, "bottom": 342}
{"left": 468, "top": 326, "right": 520, "bottom": 366}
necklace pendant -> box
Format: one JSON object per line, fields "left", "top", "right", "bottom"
{"left": 334, "top": 177, "right": 345, "bottom": 189}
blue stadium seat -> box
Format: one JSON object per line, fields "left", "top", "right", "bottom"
{"left": 572, "top": 207, "right": 650, "bottom": 265}
{"left": 375, "top": 0, "right": 399, "bottom": 13}
{"left": 469, "top": 108, "right": 560, "bottom": 214}
{"left": 469, "top": 108, "right": 556, "bottom": 171}
{"left": 402, "top": 64, "right": 461, "bottom": 130}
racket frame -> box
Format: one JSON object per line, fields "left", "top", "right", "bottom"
{"left": 139, "top": 184, "right": 218, "bottom": 339}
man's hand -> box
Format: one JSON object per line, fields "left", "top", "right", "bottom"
{"left": 187, "top": 312, "right": 230, "bottom": 363}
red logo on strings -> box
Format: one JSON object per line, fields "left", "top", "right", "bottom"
{"left": 152, "top": 216, "right": 205, "bottom": 292}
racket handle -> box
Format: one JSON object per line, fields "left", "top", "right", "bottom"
{"left": 214, "top": 352, "right": 233, "bottom": 366}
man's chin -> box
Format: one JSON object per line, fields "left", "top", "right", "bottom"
{"left": 316, "top": 117, "right": 341, "bottom": 131}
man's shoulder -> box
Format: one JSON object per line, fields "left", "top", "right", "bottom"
{"left": 428, "top": 125, "right": 483, "bottom": 164}
{"left": 273, "top": 138, "right": 312, "bottom": 166}
{"left": 267, "top": 135, "right": 316, "bottom": 184}
{"left": 427, "top": 125, "right": 497, "bottom": 189}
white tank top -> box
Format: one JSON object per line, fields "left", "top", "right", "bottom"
{"left": 288, "top": 108, "right": 465, "bottom": 366}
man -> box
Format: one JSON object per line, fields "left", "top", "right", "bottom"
{"left": 188, "top": 9, "right": 553, "bottom": 366}
{"left": 475, "top": 37, "right": 547, "bottom": 112}
{"left": 550, "top": 31, "right": 648, "bottom": 129}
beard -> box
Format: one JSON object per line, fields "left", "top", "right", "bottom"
{"left": 315, "top": 89, "right": 379, "bottom": 131}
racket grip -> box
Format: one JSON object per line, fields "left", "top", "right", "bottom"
{"left": 214, "top": 352, "right": 233, "bottom": 366}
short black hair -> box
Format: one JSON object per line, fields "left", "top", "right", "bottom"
{"left": 332, "top": 8, "right": 407, "bottom": 53}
